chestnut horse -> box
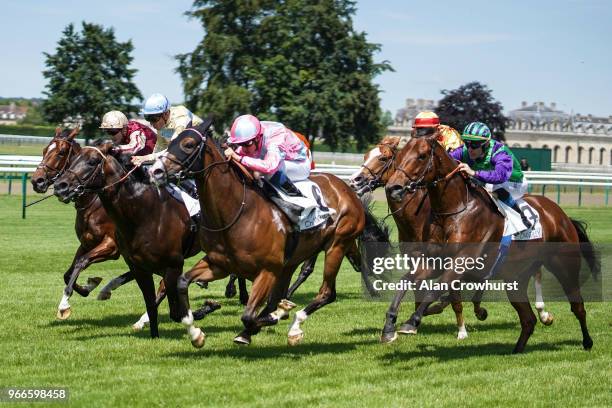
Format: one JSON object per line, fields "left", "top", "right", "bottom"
{"left": 53, "top": 141, "right": 213, "bottom": 338}
{"left": 349, "top": 137, "right": 553, "bottom": 342}
{"left": 149, "top": 122, "right": 384, "bottom": 348}
{"left": 384, "top": 134, "right": 598, "bottom": 353}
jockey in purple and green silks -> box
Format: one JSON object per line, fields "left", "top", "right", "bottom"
{"left": 448, "top": 121, "right": 531, "bottom": 229}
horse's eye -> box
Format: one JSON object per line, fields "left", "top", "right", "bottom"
{"left": 378, "top": 156, "right": 389, "bottom": 162}
{"left": 184, "top": 140, "right": 195, "bottom": 149}
{"left": 418, "top": 154, "right": 427, "bottom": 161}
{"left": 88, "top": 158, "right": 98, "bottom": 166}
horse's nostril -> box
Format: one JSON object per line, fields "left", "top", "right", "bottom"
{"left": 152, "top": 168, "right": 164, "bottom": 178}
{"left": 55, "top": 182, "right": 68, "bottom": 193}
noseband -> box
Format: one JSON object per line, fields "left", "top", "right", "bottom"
{"left": 37, "top": 138, "right": 77, "bottom": 184}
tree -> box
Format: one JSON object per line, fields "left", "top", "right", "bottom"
{"left": 435, "top": 82, "right": 508, "bottom": 141}
{"left": 42, "top": 22, "right": 142, "bottom": 142}
{"left": 177, "top": 0, "right": 392, "bottom": 151}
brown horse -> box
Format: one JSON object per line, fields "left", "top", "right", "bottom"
{"left": 349, "top": 137, "right": 553, "bottom": 342}
{"left": 384, "top": 134, "right": 598, "bottom": 353}
{"left": 149, "top": 122, "right": 383, "bottom": 348}
{"left": 32, "top": 128, "right": 131, "bottom": 319}
{"left": 53, "top": 141, "right": 212, "bottom": 338}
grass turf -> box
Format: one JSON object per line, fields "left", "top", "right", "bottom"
{"left": 0, "top": 195, "right": 610, "bottom": 407}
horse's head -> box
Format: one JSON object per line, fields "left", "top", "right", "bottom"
{"left": 32, "top": 127, "right": 80, "bottom": 193}
{"left": 349, "top": 136, "right": 400, "bottom": 196}
{"left": 386, "top": 134, "right": 450, "bottom": 203}
{"left": 53, "top": 141, "right": 115, "bottom": 203}
{"left": 149, "top": 119, "right": 214, "bottom": 186}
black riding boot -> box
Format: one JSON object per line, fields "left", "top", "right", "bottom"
{"left": 279, "top": 179, "right": 303, "bottom": 197}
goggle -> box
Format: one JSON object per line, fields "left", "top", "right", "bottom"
{"left": 103, "top": 129, "right": 121, "bottom": 136}
{"left": 144, "top": 114, "right": 163, "bottom": 123}
{"left": 465, "top": 140, "right": 487, "bottom": 149}
{"left": 237, "top": 139, "right": 255, "bottom": 147}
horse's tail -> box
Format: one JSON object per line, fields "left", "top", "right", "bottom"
{"left": 356, "top": 195, "right": 390, "bottom": 296}
{"left": 570, "top": 218, "right": 600, "bottom": 280}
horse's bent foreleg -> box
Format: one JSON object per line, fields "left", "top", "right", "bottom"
{"left": 97, "top": 270, "right": 134, "bottom": 300}
{"left": 57, "top": 237, "right": 117, "bottom": 319}
{"left": 234, "top": 270, "right": 278, "bottom": 346}
{"left": 380, "top": 271, "right": 413, "bottom": 343}
{"left": 177, "top": 257, "right": 229, "bottom": 348}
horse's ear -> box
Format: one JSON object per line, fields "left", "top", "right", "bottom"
{"left": 95, "top": 140, "right": 114, "bottom": 155}
{"left": 195, "top": 115, "right": 214, "bottom": 135}
{"left": 55, "top": 127, "right": 62, "bottom": 138}
{"left": 68, "top": 126, "right": 80, "bottom": 140}
{"left": 382, "top": 136, "right": 401, "bottom": 148}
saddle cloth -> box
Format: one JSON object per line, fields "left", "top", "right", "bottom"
{"left": 166, "top": 184, "right": 200, "bottom": 217}
{"left": 498, "top": 198, "right": 543, "bottom": 240}
{"left": 269, "top": 179, "right": 336, "bottom": 231}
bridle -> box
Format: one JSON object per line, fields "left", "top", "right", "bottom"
{"left": 161, "top": 128, "right": 247, "bottom": 232}
{"left": 357, "top": 144, "right": 397, "bottom": 193}
{"left": 37, "top": 138, "right": 77, "bottom": 184}
{"left": 65, "top": 147, "right": 137, "bottom": 198}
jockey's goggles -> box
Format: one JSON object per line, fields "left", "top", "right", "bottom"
{"left": 103, "top": 129, "right": 121, "bottom": 136}
{"left": 465, "top": 140, "right": 487, "bottom": 149}
{"left": 237, "top": 139, "right": 255, "bottom": 147}
{"left": 144, "top": 114, "right": 163, "bottom": 123}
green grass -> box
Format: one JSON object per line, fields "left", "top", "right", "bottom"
{"left": 0, "top": 196, "right": 610, "bottom": 407}
{"left": 0, "top": 143, "right": 46, "bottom": 156}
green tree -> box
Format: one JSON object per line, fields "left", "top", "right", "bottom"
{"left": 435, "top": 81, "right": 508, "bottom": 141}
{"left": 42, "top": 22, "right": 142, "bottom": 142}
{"left": 177, "top": 0, "right": 391, "bottom": 151}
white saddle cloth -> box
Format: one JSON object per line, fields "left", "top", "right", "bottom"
{"left": 271, "top": 179, "right": 336, "bottom": 231}
{"left": 499, "top": 198, "right": 543, "bottom": 240}
{"left": 166, "top": 184, "right": 200, "bottom": 217}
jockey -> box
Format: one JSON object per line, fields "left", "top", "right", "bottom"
{"left": 131, "top": 93, "right": 204, "bottom": 166}
{"left": 449, "top": 122, "right": 531, "bottom": 229}
{"left": 223, "top": 114, "right": 311, "bottom": 196}
{"left": 99, "top": 111, "right": 156, "bottom": 157}
{"left": 412, "top": 111, "right": 462, "bottom": 151}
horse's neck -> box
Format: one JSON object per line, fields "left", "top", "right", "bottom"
{"left": 97, "top": 162, "right": 148, "bottom": 224}
{"left": 196, "top": 143, "right": 255, "bottom": 227}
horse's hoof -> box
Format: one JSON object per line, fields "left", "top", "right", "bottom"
{"left": 132, "top": 322, "right": 146, "bottom": 331}
{"left": 56, "top": 308, "right": 71, "bottom": 320}
{"left": 287, "top": 332, "right": 304, "bottom": 346}
{"left": 239, "top": 296, "right": 249, "bottom": 306}
{"left": 191, "top": 331, "right": 206, "bottom": 348}
{"left": 380, "top": 331, "right": 398, "bottom": 344}
{"left": 97, "top": 291, "right": 111, "bottom": 301}
{"left": 225, "top": 285, "right": 237, "bottom": 298}
{"left": 540, "top": 312, "right": 554, "bottom": 326}
{"left": 457, "top": 331, "right": 468, "bottom": 340}
{"left": 233, "top": 335, "right": 251, "bottom": 346}
{"left": 397, "top": 323, "right": 418, "bottom": 335}
{"left": 475, "top": 308, "right": 488, "bottom": 321}
{"left": 583, "top": 337, "right": 593, "bottom": 350}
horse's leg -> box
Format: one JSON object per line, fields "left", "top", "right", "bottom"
{"left": 345, "top": 240, "right": 379, "bottom": 297}
{"left": 450, "top": 291, "right": 468, "bottom": 339}
{"left": 287, "top": 256, "right": 317, "bottom": 299}
{"left": 288, "top": 244, "right": 345, "bottom": 346}
{"left": 234, "top": 270, "right": 278, "bottom": 346}
{"left": 225, "top": 274, "right": 238, "bottom": 298}
{"left": 133, "top": 271, "right": 159, "bottom": 339}
{"left": 544, "top": 256, "right": 592, "bottom": 350}
{"left": 176, "top": 257, "right": 229, "bottom": 348}
{"left": 507, "top": 277, "right": 537, "bottom": 353}
{"left": 534, "top": 268, "right": 554, "bottom": 326}
{"left": 133, "top": 278, "right": 167, "bottom": 331}
{"left": 97, "top": 270, "right": 134, "bottom": 301}
{"left": 380, "top": 271, "right": 414, "bottom": 343}
{"left": 57, "top": 237, "right": 116, "bottom": 319}
{"left": 471, "top": 289, "right": 489, "bottom": 321}
{"left": 238, "top": 277, "right": 249, "bottom": 305}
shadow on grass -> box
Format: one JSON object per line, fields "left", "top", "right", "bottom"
{"left": 166, "top": 338, "right": 378, "bottom": 361}
{"left": 378, "top": 339, "right": 583, "bottom": 365}
{"left": 343, "top": 320, "right": 518, "bottom": 337}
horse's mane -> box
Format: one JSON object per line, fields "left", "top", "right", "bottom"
{"left": 91, "top": 139, "right": 152, "bottom": 187}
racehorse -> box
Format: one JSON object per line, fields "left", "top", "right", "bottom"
{"left": 53, "top": 141, "right": 217, "bottom": 338}
{"left": 149, "top": 121, "right": 385, "bottom": 348}
{"left": 349, "top": 137, "right": 554, "bottom": 342}
{"left": 32, "top": 128, "right": 132, "bottom": 319}
{"left": 384, "top": 134, "right": 598, "bottom": 353}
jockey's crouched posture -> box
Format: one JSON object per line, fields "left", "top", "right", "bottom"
{"left": 223, "top": 114, "right": 312, "bottom": 196}
{"left": 99, "top": 110, "right": 157, "bottom": 157}
{"left": 449, "top": 121, "right": 532, "bottom": 229}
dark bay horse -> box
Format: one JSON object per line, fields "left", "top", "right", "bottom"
{"left": 149, "top": 122, "right": 383, "bottom": 348}
{"left": 32, "top": 128, "right": 132, "bottom": 319}
{"left": 349, "top": 137, "right": 553, "bottom": 342}
{"left": 384, "top": 135, "right": 598, "bottom": 353}
{"left": 53, "top": 142, "right": 212, "bottom": 338}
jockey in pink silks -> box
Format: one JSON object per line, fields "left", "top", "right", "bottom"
{"left": 224, "top": 114, "right": 312, "bottom": 196}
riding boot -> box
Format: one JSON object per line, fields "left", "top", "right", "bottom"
{"left": 279, "top": 179, "right": 303, "bottom": 197}
{"left": 190, "top": 213, "right": 200, "bottom": 232}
